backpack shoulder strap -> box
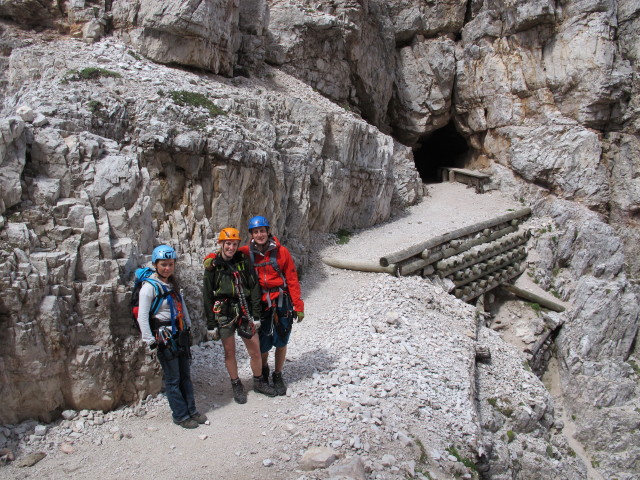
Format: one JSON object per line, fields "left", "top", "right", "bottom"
{"left": 271, "top": 249, "right": 286, "bottom": 285}
{"left": 143, "top": 278, "right": 172, "bottom": 317}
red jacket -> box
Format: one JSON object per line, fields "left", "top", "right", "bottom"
{"left": 204, "top": 236, "right": 304, "bottom": 313}
{"left": 239, "top": 236, "right": 304, "bottom": 313}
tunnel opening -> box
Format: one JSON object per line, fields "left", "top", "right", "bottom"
{"left": 413, "top": 122, "right": 470, "bottom": 183}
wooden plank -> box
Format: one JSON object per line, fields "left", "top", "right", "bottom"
{"left": 447, "top": 167, "right": 491, "bottom": 179}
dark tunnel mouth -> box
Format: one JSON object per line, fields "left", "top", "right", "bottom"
{"left": 413, "top": 122, "right": 470, "bottom": 183}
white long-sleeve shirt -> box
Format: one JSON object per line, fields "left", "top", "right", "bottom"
{"left": 136, "top": 274, "right": 192, "bottom": 345}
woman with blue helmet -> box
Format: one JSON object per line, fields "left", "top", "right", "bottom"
{"left": 239, "top": 215, "right": 305, "bottom": 396}
{"left": 136, "top": 244, "right": 207, "bottom": 429}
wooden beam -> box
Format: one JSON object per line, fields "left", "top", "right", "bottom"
{"left": 322, "top": 257, "right": 398, "bottom": 275}
{"left": 502, "top": 284, "right": 566, "bottom": 312}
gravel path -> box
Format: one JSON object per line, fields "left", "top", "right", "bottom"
{"left": 323, "top": 183, "right": 522, "bottom": 264}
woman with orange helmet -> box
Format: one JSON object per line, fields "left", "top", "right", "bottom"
{"left": 203, "top": 228, "right": 276, "bottom": 403}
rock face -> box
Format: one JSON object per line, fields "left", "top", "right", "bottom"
{"left": 0, "top": 0, "right": 639, "bottom": 478}
{"left": 0, "top": 27, "right": 423, "bottom": 425}
{"left": 111, "top": 0, "right": 242, "bottom": 76}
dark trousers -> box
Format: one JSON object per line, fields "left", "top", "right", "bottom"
{"left": 157, "top": 348, "right": 196, "bottom": 422}
{"left": 259, "top": 294, "right": 294, "bottom": 353}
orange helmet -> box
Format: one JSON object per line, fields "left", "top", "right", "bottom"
{"left": 218, "top": 227, "right": 240, "bottom": 243}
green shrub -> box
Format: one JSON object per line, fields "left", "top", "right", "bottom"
{"left": 336, "top": 228, "right": 352, "bottom": 245}
{"left": 78, "top": 67, "right": 121, "bottom": 79}
{"left": 546, "top": 445, "right": 554, "bottom": 458}
{"left": 87, "top": 100, "right": 103, "bottom": 114}
{"left": 169, "top": 90, "right": 225, "bottom": 117}
{"left": 64, "top": 67, "right": 121, "bottom": 82}
{"left": 127, "top": 50, "right": 141, "bottom": 61}
{"left": 445, "top": 445, "right": 477, "bottom": 472}
{"left": 528, "top": 302, "right": 542, "bottom": 313}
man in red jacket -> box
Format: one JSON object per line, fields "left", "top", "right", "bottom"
{"left": 238, "top": 216, "right": 304, "bottom": 395}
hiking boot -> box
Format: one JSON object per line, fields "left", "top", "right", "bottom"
{"left": 174, "top": 417, "right": 199, "bottom": 429}
{"left": 272, "top": 371, "right": 287, "bottom": 396}
{"left": 191, "top": 412, "right": 208, "bottom": 424}
{"left": 261, "top": 366, "right": 270, "bottom": 384}
{"left": 231, "top": 379, "right": 247, "bottom": 404}
{"left": 253, "top": 376, "right": 277, "bottom": 397}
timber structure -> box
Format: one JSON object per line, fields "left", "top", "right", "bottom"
{"left": 378, "top": 207, "right": 532, "bottom": 304}
{"left": 440, "top": 167, "right": 491, "bottom": 193}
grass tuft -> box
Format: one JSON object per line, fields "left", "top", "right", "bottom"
{"left": 336, "top": 228, "right": 352, "bottom": 245}
{"left": 169, "top": 90, "right": 225, "bottom": 117}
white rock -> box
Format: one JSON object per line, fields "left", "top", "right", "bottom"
{"left": 16, "top": 105, "right": 35, "bottom": 122}
{"left": 62, "top": 410, "right": 77, "bottom": 420}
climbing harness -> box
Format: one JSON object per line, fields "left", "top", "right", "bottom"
{"left": 232, "top": 270, "right": 256, "bottom": 339}
{"left": 211, "top": 257, "right": 256, "bottom": 338}
{"left": 154, "top": 290, "right": 190, "bottom": 360}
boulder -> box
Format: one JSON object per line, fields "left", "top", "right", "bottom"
{"left": 112, "top": 0, "right": 241, "bottom": 76}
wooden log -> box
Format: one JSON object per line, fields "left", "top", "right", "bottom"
{"left": 436, "top": 233, "right": 529, "bottom": 278}
{"left": 397, "top": 257, "right": 430, "bottom": 276}
{"left": 502, "top": 284, "right": 566, "bottom": 312}
{"left": 524, "top": 320, "right": 564, "bottom": 357}
{"left": 422, "top": 225, "right": 519, "bottom": 265}
{"left": 379, "top": 208, "right": 531, "bottom": 266}
{"left": 461, "top": 264, "right": 525, "bottom": 302}
{"left": 421, "top": 250, "right": 445, "bottom": 266}
{"left": 525, "top": 328, "right": 555, "bottom": 356}
{"left": 421, "top": 264, "right": 435, "bottom": 277}
{"left": 322, "top": 257, "right": 398, "bottom": 275}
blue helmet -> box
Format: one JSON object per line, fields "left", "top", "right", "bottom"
{"left": 248, "top": 215, "right": 270, "bottom": 231}
{"left": 152, "top": 245, "right": 177, "bottom": 263}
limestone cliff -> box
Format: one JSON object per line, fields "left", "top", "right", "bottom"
{"left": 0, "top": 1, "right": 638, "bottom": 478}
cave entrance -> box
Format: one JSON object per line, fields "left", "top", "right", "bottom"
{"left": 413, "top": 122, "right": 469, "bottom": 183}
